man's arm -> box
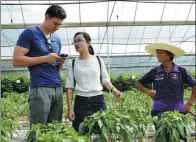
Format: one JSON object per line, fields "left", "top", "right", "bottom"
{"left": 182, "top": 68, "right": 196, "bottom": 112}
{"left": 135, "top": 81, "right": 156, "bottom": 100}
{"left": 185, "top": 85, "right": 196, "bottom": 112}
{"left": 12, "top": 46, "right": 62, "bottom": 67}
{"left": 135, "top": 68, "right": 156, "bottom": 99}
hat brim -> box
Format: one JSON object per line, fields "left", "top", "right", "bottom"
{"left": 145, "top": 43, "right": 185, "bottom": 58}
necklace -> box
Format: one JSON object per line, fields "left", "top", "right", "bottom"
{"left": 45, "top": 34, "right": 51, "bottom": 39}
{"left": 38, "top": 25, "right": 51, "bottom": 39}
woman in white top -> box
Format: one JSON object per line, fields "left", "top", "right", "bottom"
{"left": 66, "top": 32, "right": 123, "bottom": 132}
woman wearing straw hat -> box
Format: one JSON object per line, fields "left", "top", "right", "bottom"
{"left": 135, "top": 43, "right": 196, "bottom": 141}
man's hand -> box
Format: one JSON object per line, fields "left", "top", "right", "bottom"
{"left": 147, "top": 91, "right": 156, "bottom": 100}
{"left": 185, "top": 102, "right": 193, "bottom": 112}
{"left": 46, "top": 53, "right": 62, "bottom": 64}
{"left": 56, "top": 56, "right": 66, "bottom": 69}
{"left": 56, "top": 57, "right": 66, "bottom": 66}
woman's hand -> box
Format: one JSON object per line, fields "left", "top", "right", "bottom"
{"left": 112, "top": 87, "right": 123, "bottom": 100}
{"left": 68, "top": 110, "right": 75, "bottom": 121}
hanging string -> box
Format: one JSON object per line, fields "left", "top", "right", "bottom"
{"left": 5, "top": 0, "right": 13, "bottom": 23}
{"left": 116, "top": 1, "right": 118, "bottom": 20}
{"left": 10, "top": 5, "right": 13, "bottom": 23}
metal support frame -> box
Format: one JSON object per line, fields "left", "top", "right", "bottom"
{"left": 2, "top": 64, "right": 195, "bottom": 72}
{"left": 2, "top": 21, "right": 195, "bottom": 29}
{"left": 1, "top": 53, "right": 195, "bottom": 61}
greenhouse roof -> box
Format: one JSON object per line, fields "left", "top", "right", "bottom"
{"left": 1, "top": 0, "right": 195, "bottom": 68}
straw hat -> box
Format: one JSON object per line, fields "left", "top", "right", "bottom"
{"left": 145, "top": 43, "right": 186, "bottom": 58}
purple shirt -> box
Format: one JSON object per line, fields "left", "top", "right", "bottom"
{"left": 137, "top": 63, "right": 195, "bottom": 112}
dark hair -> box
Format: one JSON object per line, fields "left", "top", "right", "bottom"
{"left": 74, "top": 32, "right": 94, "bottom": 55}
{"left": 166, "top": 50, "right": 174, "bottom": 61}
{"left": 45, "top": 5, "right": 67, "bottom": 20}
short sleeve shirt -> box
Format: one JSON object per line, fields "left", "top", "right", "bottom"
{"left": 137, "top": 63, "right": 195, "bottom": 112}
{"left": 16, "top": 26, "right": 62, "bottom": 88}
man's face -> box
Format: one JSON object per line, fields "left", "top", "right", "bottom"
{"left": 45, "top": 15, "right": 63, "bottom": 33}
{"left": 156, "top": 49, "right": 170, "bottom": 63}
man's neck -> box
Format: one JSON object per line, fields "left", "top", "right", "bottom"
{"left": 39, "top": 24, "right": 50, "bottom": 37}
{"left": 162, "top": 61, "right": 173, "bottom": 73}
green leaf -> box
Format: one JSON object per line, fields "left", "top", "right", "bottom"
{"left": 98, "top": 119, "right": 103, "bottom": 128}
{"left": 172, "top": 128, "right": 180, "bottom": 140}
{"left": 102, "top": 125, "right": 110, "bottom": 141}
{"left": 176, "top": 123, "right": 184, "bottom": 136}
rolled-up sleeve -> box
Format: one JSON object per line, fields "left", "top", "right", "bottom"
{"left": 65, "top": 61, "right": 74, "bottom": 89}
{"left": 184, "top": 69, "right": 196, "bottom": 87}
{"left": 100, "top": 58, "right": 110, "bottom": 84}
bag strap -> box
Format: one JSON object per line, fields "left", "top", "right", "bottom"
{"left": 72, "top": 59, "right": 76, "bottom": 87}
{"left": 96, "top": 56, "right": 102, "bottom": 84}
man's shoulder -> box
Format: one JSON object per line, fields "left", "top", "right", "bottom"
{"left": 175, "top": 64, "right": 185, "bottom": 70}
{"left": 25, "top": 26, "right": 38, "bottom": 32}
{"left": 150, "top": 67, "right": 158, "bottom": 72}
{"left": 20, "top": 26, "right": 38, "bottom": 35}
